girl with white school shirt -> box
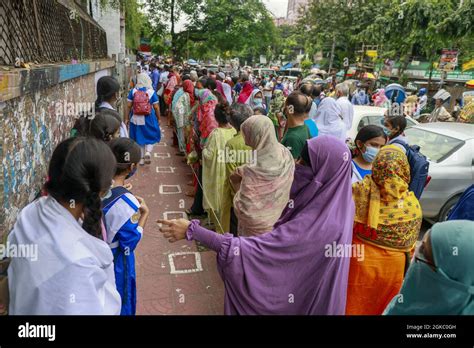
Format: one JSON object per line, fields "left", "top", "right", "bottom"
{"left": 125, "top": 73, "right": 161, "bottom": 165}
{"left": 8, "top": 137, "right": 121, "bottom": 315}
{"left": 96, "top": 76, "right": 129, "bottom": 138}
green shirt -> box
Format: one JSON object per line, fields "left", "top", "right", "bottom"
{"left": 281, "top": 125, "right": 310, "bottom": 159}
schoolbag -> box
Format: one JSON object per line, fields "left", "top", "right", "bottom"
{"left": 391, "top": 139, "right": 430, "bottom": 199}
{"left": 133, "top": 89, "right": 151, "bottom": 115}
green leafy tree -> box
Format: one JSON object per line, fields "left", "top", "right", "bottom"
{"left": 183, "top": 0, "right": 276, "bottom": 63}
{"left": 147, "top": 0, "right": 203, "bottom": 58}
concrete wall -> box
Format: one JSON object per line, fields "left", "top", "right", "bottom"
{"left": 89, "top": 0, "right": 125, "bottom": 61}
{"left": 0, "top": 60, "right": 115, "bottom": 238}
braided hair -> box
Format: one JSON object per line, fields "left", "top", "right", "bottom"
{"left": 88, "top": 111, "right": 121, "bottom": 142}
{"left": 45, "top": 137, "right": 117, "bottom": 238}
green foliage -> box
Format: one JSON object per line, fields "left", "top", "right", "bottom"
{"left": 299, "top": 0, "right": 473, "bottom": 72}
{"left": 300, "top": 58, "right": 312, "bottom": 74}
{"left": 146, "top": 0, "right": 276, "bottom": 60}
{"left": 123, "top": 0, "right": 145, "bottom": 50}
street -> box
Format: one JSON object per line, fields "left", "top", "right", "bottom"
{"left": 130, "top": 117, "right": 224, "bottom": 315}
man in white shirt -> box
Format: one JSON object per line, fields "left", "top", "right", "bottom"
{"left": 335, "top": 83, "right": 354, "bottom": 131}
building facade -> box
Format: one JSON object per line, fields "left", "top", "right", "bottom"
{"left": 286, "top": 0, "right": 309, "bottom": 25}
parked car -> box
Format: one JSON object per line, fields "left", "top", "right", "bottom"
{"left": 277, "top": 68, "right": 302, "bottom": 77}
{"left": 347, "top": 105, "right": 418, "bottom": 141}
{"left": 404, "top": 122, "right": 474, "bottom": 222}
{"left": 253, "top": 68, "right": 276, "bottom": 78}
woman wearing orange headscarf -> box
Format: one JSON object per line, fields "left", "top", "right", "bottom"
{"left": 346, "top": 145, "right": 422, "bottom": 315}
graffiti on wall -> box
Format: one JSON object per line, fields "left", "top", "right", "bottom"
{"left": 1, "top": 72, "right": 97, "bottom": 234}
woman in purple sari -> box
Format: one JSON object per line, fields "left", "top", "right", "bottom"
{"left": 158, "top": 135, "right": 354, "bottom": 314}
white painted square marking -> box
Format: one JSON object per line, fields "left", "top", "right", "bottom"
{"left": 168, "top": 252, "right": 203, "bottom": 274}
{"left": 156, "top": 166, "right": 175, "bottom": 173}
{"left": 154, "top": 152, "right": 171, "bottom": 159}
{"left": 156, "top": 142, "right": 168, "bottom": 147}
{"left": 159, "top": 184, "right": 182, "bottom": 194}
{"left": 163, "top": 211, "right": 187, "bottom": 220}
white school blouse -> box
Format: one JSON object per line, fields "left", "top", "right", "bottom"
{"left": 8, "top": 196, "right": 121, "bottom": 315}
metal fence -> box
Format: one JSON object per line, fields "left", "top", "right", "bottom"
{"left": 0, "top": 0, "right": 108, "bottom": 66}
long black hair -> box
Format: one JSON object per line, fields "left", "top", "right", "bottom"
{"left": 109, "top": 138, "right": 141, "bottom": 176}
{"left": 95, "top": 76, "right": 120, "bottom": 110}
{"left": 352, "top": 125, "right": 386, "bottom": 157}
{"left": 45, "top": 137, "right": 116, "bottom": 238}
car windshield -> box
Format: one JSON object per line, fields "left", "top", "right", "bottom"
{"left": 404, "top": 128, "right": 464, "bottom": 163}
{"left": 357, "top": 115, "right": 416, "bottom": 131}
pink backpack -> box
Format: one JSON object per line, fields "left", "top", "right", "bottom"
{"left": 133, "top": 90, "right": 151, "bottom": 115}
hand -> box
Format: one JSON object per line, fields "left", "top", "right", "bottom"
{"left": 157, "top": 218, "right": 190, "bottom": 243}
{"left": 136, "top": 196, "right": 149, "bottom": 216}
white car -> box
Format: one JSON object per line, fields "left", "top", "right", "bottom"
{"left": 347, "top": 105, "right": 418, "bottom": 141}
{"left": 404, "top": 123, "right": 474, "bottom": 222}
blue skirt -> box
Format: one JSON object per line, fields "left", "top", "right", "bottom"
{"left": 129, "top": 109, "right": 161, "bottom": 146}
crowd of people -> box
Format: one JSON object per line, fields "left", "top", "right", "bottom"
{"left": 4, "top": 56, "right": 474, "bottom": 316}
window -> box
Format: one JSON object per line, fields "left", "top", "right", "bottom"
{"left": 357, "top": 115, "right": 417, "bottom": 131}
{"left": 405, "top": 128, "right": 464, "bottom": 163}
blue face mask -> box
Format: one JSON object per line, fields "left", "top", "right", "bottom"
{"left": 125, "top": 166, "right": 137, "bottom": 180}
{"left": 361, "top": 145, "right": 379, "bottom": 163}
{"left": 254, "top": 98, "right": 263, "bottom": 106}
{"left": 382, "top": 126, "right": 391, "bottom": 137}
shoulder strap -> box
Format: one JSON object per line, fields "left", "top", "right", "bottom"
{"left": 102, "top": 186, "right": 130, "bottom": 210}
{"left": 390, "top": 139, "right": 409, "bottom": 151}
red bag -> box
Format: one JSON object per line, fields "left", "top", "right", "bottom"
{"left": 133, "top": 90, "right": 151, "bottom": 115}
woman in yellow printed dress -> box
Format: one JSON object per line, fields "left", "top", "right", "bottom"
{"left": 346, "top": 145, "right": 422, "bottom": 315}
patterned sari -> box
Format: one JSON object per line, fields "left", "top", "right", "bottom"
{"left": 196, "top": 89, "right": 218, "bottom": 146}
{"left": 346, "top": 145, "right": 422, "bottom": 315}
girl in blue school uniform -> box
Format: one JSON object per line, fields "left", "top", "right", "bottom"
{"left": 126, "top": 73, "right": 161, "bottom": 166}
{"left": 102, "top": 138, "right": 150, "bottom": 315}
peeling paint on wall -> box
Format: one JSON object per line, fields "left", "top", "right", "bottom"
{"left": 1, "top": 69, "right": 110, "bottom": 236}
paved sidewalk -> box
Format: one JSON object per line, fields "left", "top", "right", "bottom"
{"left": 130, "top": 117, "right": 224, "bottom": 315}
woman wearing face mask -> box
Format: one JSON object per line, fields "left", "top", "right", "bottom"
{"left": 247, "top": 89, "right": 265, "bottom": 110}
{"left": 351, "top": 125, "right": 387, "bottom": 183}
{"left": 346, "top": 145, "right": 422, "bottom": 315}
{"left": 384, "top": 220, "right": 474, "bottom": 315}
{"left": 384, "top": 116, "right": 408, "bottom": 154}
